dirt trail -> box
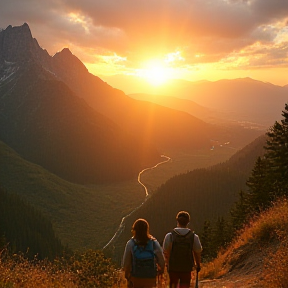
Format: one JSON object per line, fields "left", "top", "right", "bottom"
{"left": 199, "top": 278, "right": 258, "bottom": 287}
{"left": 197, "top": 270, "right": 262, "bottom": 287}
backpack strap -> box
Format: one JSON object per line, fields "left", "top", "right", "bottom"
{"left": 170, "top": 229, "right": 194, "bottom": 250}
{"left": 132, "top": 238, "right": 156, "bottom": 253}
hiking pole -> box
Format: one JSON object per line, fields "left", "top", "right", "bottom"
{"left": 195, "top": 270, "right": 199, "bottom": 288}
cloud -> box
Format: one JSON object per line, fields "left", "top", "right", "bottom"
{"left": 0, "top": 0, "right": 287, "bottom": 74}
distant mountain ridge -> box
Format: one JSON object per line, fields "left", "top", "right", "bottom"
{"left": 136, "top": 77, "right": 288, "bottom": 127}
{"left": 105, "top": 74, "right": 288, "bottom": 128}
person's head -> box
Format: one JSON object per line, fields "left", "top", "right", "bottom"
{"left": 131, "top": 218, "right": 151, "bottom": 244}
{"left": 176, "top": 211, "right": 190, "bottom": 227}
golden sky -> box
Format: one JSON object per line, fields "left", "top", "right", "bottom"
{"left": 1, "top": 0, "right": 288, "bottom": 91}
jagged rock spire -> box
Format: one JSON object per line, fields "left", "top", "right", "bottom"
{"left": 0, "top": 23, "right": 49, "bottom": 64}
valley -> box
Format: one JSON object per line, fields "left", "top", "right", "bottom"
{"left": 102, "top": 144, "right": 237, "bottom": 250}
{"left": 0, "top": 138, "right": 239, "bottom": 251}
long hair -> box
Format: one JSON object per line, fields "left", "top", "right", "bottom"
{"left": 131, "top": 218, "right": 152, "bottom": 245}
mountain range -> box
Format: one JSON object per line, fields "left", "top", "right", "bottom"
{"left": 106, "top": 75, "right": 288, "bottom": 128}
{"left": 1, "top": 23, "right": 264, "bottom": 185}
{"left": 1, "top": 23, "right": 280, "bottom": 255}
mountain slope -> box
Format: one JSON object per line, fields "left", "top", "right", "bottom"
{"left": 0, "top": 140, "right": 145, "bottom": 249}
{"left": 0, "top": 24, "right": 160, "bottom": 184}
{"left": 0, "top": 187, "right": 65, "bottom": 260}
{"left": 200, "top": 199, "right": 288, "bottom": 287}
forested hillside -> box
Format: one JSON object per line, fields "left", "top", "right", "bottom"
{"left": 0, "top": 187, "right": 64, "bottom": 259}
{"left": 0, "top": 140, "right": 144, "bottom": 250}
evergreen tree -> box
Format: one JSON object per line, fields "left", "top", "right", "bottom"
{"left": 200, "top": 220, "right": 214, "bottom": 260}
{"left": 230, "top": 190, "right": 250, "bottom": 230}
{"left": 212, "top": 217, "right": 228, "bottom": 253}
{"left": 265, "top": 103, "right": 288, "bottom": 197}
{"left": 246, "top": 157, "right": 270, "bottom": 211}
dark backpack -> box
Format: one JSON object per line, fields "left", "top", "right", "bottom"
{"left": 131, "top": 238, "right": 157, "bottom": 278}
{"left": 169, "top": 229, "right": 195, "bottom": 272}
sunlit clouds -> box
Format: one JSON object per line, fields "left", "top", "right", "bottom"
{"left": 0, "top": 0, "right": 287, "bottom": 87}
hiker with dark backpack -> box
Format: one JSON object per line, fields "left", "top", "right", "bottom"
{"left": 122, "top": 218, "right": 165, "bottom": 288}
{"left": 163, "top": 211, "right": 202, "bottom": 288}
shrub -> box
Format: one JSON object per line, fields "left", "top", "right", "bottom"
{"left": 0, "top": 248, "right": 120, "bottom": 287}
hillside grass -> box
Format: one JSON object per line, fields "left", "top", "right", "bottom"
{"left": 200, "top": 198, "right": 288, "bottom": 287}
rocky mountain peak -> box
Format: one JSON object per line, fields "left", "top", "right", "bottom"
{"left": 0, "top": 23, "right": 50, "bottom": 64}
{"left": 53, "top": 48, "right": 88, "bottom": 74}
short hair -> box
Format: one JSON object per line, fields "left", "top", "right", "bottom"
{"left": 176, "top": 211, "right": 190, "bottom": 226}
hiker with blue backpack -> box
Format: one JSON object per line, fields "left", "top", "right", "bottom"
{"left": 163, "top": 211, "right": 202, "bottom": 288}
{"left": 122, "top": 218, "right": 165, "bottom": 288}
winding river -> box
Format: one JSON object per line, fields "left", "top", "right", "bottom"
{"left": 102, "top": 155, "right": 171, "bottom": 250}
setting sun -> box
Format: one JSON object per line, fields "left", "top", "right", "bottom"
{"left": 137, "top": 60, "right": 173, "bottom": 86}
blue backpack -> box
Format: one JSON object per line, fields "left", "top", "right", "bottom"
{"left": 131, "top": 238, "right": 157, "bottom": 278}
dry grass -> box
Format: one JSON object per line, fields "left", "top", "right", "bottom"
{"left": 0, "top": 252, "right": 77, "bottom": 288}
{"left": 0, "top": 249, "right": 125, "bottom": 288}
{"left": 200, "top": 198, "right": 288, "bottom": 286}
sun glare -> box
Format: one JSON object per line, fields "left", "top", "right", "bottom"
{"left": 138, "top": 60, "right": 172, "bottom": 86}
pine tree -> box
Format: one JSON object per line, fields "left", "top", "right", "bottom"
{"left": 200, "top": 220, "right": 214, "bottom": 260}
{"left": 265, "top": 103, "right": 288, "bottom": 198}
{"left": 212, "top": 217, "right": 228, "bottom": 253}
{"left": 230, "top": 190, "right": 250, "bottom": 230}
{"left": 246, "top": 156, "right": 270, "bottom": 211}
